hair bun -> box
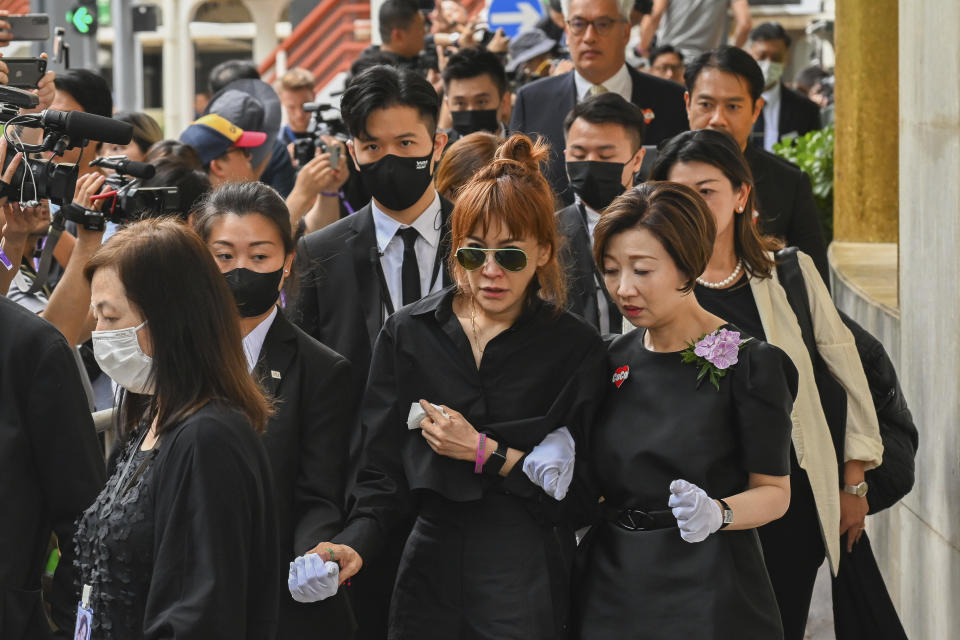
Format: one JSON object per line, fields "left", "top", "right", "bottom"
{"left": 493, "top": 133, "right": 550, "bottom": 175}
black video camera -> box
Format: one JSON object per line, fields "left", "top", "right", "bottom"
{"left": 0, "top": 85, "right": 134, "bottom": 207}
{"left": 61, "top": 157, "right": 179, "bottom": 231}
{"left": 292, "top": 102, "right": 348, "bottom": 168}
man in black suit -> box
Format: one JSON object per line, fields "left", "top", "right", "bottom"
{"left": 0, "top": 295, "right": 106, "bottom": 638}
{"left": 558, "top": 93, "right": 647, "bottom": 333}
{"left": 511, "top": 0, "right": 688, "bottom": 202}
{"left": 748, "top": 22, "right": 822, "bottom": 151}
{"left": 684, "top": 46, "right": 830, "bottom": 283}
{"left": 293, "top": 64, "right": 451, "bottom": 640}
{"left": 442, "top": 47, "right": 511, "bottom": 143}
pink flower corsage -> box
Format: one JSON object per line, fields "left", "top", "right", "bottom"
{"left": 680, "top": 328, "right": 752, "bottom": 390}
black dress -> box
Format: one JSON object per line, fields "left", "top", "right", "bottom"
{"left": 573, "top": 326, "right": 798, "bottom": 639}
{"left": 74, "top": 403, "right": 279, "bottom": 639}
{"left": 334, "top": 286, "right": 607, "bottom": 640}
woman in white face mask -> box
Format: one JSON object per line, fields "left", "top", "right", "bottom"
{"left": 75, "top": 218, "right": 280, "bottom": 639}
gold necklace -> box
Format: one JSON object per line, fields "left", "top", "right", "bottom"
{"left": 470, "top": 297, "right": 485, "bottom": 356}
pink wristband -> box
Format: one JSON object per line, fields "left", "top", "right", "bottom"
{"left": 474, "top": 433, "right": 487, "bottom": 474}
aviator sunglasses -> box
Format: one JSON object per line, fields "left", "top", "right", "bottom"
{"left": 455, "top": 247, "right": 528, "bottom": 272}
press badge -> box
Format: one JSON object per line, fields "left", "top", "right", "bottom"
{"left": 74, "top": 584, "right": 93, "bottom": 640}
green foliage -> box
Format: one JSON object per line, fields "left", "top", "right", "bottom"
{"left": 773, "top": 125, "right": 835, "bottom": 241}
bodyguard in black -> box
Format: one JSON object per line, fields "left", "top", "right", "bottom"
{"left": 312, "top": 135, "right": 607, "bottom": 639}
{"left": 194, "top": 182, "right": 357, "bottom": 638}
{"left": 0, "top": 295, "right": 106, "bottom": 639}
{"left": 293, "top": 64, "right": 452, "bottom": 640}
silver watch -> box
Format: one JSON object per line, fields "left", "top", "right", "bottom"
{"left": 843, "top": 481, "right": 869, "bottom": 498}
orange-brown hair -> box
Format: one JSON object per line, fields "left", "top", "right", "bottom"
{"left": 448, "top": 133, "right": 566, "bottom": 308}
{"left": 594, "top": 182, "right": 716, "bottom": 293}
{"left": 435, "top": 131, "right": 500, "bottom": 201}
{"left": 84, "top": 218, "right": 272, "bottom": 437}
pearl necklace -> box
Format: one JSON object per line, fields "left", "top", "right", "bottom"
{"left": 696, "top": 259, "right": 743, "bottom": 289}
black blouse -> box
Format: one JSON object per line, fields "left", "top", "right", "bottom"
{"left": 334, "top": 286, "right": 608, "bottom": 560}
{"left": 694, "top": 277, "right": 766, "bottom": 341}
{"left": 74, "top": 403, "right": 279, "bottom": 639}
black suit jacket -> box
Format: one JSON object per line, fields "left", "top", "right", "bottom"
{"left": 256, "top": 310, "right": 357, "bottom": 638}
{"left": 744, "top": 144, "right": 830, "bottom": 284}
{"left": 510, "top": 66, "right": 688, "bottom": 203}
{"left": 0, "top": 296, "right": 106, "bottom": 639}
{"left": 556, "top": 202, "right": 621, "bottom": 334}
{"left": 293, "top": 196, "right": 454, "bottom": 396}
{"left": 779, "top": 83, "right": 822, "bottom": 140}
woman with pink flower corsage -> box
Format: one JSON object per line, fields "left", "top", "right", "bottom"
{"left": 651, "top": 129, "right": 884, "bottom": 640}
{"left": 572, "top": 181, "right": 799, "bottom": 639}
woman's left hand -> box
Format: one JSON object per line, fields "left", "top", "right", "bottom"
{"left": 839, "top": 490, "right": 869, "bottom": 552}
{"left": 419, "top": 399, "right": 480, "bottom": 462}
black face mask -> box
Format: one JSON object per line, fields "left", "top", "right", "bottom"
{"left": 224, "top": 267, "right": 283, "bottom": 318}
{"left": 566, "top": 161, "right": 628, "bottom": 212}
{"left": 359, "top": 152, "right": 435, "bottom": 212}
{"left": 451, "top": 109, "right": 500, "bottom": 136}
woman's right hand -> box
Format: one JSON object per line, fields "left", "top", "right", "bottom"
{"left": 307, "top": 542, "right": 363, "bottom": 584}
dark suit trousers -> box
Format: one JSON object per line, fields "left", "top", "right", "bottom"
{"left": 757, "top": 448, "right": 826, "bottom": 640}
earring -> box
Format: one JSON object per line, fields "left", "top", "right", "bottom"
{"left": 737, "top": 206, "right": 744, "bottom": 213}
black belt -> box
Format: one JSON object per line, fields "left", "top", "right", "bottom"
{"left": 602, "top": 504, "right": 676, "bottom": 532}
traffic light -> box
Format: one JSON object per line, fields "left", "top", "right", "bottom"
{"left": 67, "top": 1, "right": 98, "bottom": 37}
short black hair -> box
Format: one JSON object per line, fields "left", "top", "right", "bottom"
{"left": 649, "top": 44, "right": 682, "bottom": 67}
{"left": 442, "top": 48, "right": 508, "bottom": 97}
{"left": 341, "top": 65, "right": 440, "bottom": 139}
{"left": 208, "top": 60, "right": 259, "bottom": 94}
{"left": 563, "top": 92, "right": 646, "bottom": 150}
{"left": 53, "top": 69, "right": 112, "bottom": 118}
{"left": 685, "top": 45, "right": 765, "bottom": 102}
{"left": 379, "top": 0, "right": 420, "bottom": 43}
{"left": 349, "top": 50, "right": 403, "bottom": 80}
{"left": 749, "top": 22, "right": 791, "bottom": 48}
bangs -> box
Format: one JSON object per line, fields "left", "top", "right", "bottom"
{"left": 451, "top": 169, "right": 555, "bottom": 246}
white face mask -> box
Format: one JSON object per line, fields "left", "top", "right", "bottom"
{"left": 758, "top": 60, "right": 784, "bottom": 90}
{"left": 92, "top": 320, "right": 155, "bottom": 395}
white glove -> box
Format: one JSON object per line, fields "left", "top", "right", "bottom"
{"left": 668, "top": 479, "right": 723, "bottom": 543}
{"left": 522, "top": 427, "right": 576, "bottom": 500}
{"left": 287, "top": 553, "right": 340, "bottom": 603}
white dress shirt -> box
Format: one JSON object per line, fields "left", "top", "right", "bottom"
{"left": 578, "top": 197, "right": 610, "bottom": 332}
{"left": 761, "top": 82, "right": 783, "bottom": 152}
{"left": 574, "top": 63, "right": 633, "bottom": 103}
{"left": 372, "top": 191, "right": 444, "bottom": 313}
{"left": 242, "top": 305, "right": 278, "bottom": 373}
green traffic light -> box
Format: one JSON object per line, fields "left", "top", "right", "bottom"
{"left": 67, "top": 6, "right": 95, "bottom": 34}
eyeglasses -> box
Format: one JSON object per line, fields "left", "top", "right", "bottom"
{"left": 652, "top": 63, "right": 684, "bottom": 75}
{"left": 455, "top": 247, "right": 528, "bottom": 272}
{"left": 566, "top": 16, "right": 627, "bottom": 37}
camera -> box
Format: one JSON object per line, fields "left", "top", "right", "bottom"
{"left": 61, "top": 156, "right": 179, "bottom": 231}
{"left": 292, "top": 102, "right": 347, "bottom": 168}
{"left": 0, "top": 153, "right": 77, "bottom": 206}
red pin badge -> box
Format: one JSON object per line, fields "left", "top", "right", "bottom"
{"left": 612, "top": 366, "right": 629, "bottom": 388}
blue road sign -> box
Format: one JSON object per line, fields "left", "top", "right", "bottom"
{"left": 488, "top": 0, "right": 545, "bottom": 39}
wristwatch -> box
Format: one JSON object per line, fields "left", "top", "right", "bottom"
{"left": 483, "top": 437, "right": 508, "bottom": 476}
{"left": 718, "top": 498, "right": 734, "bottom": 529}
{"left": 843, "top": 481, "right": 869, "bottom": 497}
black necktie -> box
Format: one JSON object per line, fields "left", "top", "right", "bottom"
{"left": 397, "top": 227, "right": 421, "bottom": 306}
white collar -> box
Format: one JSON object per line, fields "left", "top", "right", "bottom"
{"left": 574, "top": 63, "right": 632, "bottom": 102}
{"left": 762, "top": 81, "right": 782, "bottom": 108}
{"left": 371, "top": 191, "right": 442, "bottom": 254}
{"left": 242, "top": 305, "right": 278, "bottom": 373}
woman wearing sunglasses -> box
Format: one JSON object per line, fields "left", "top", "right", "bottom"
{"left": 311, "top": 134, "right": 607, "bottom": 639}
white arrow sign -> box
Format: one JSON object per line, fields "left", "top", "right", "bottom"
{"left": 490, "top": 1, "right": 542, "bottom": 32}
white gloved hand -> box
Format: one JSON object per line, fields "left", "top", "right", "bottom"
{"left": 668, "top": 479, "right": 723, "bottom": 543}
{"left": 287, "top": 553, "right": 340, "bottom": 603}
{"left": 522, "top": 426, "right": 576, "bottom": 500}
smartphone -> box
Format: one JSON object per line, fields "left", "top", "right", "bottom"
{"left": 4, "top": 57, "right": 48, "bottom": 89}
{"left": 329, "top": 143, "right": 341, "bottom": 168}
{"left": 5, "top": 15, "right": 51, "bottom": 42}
